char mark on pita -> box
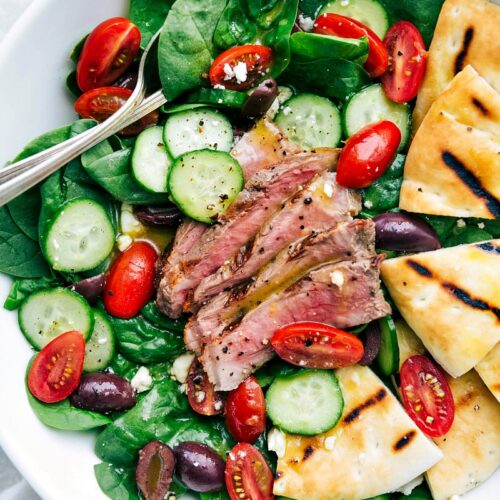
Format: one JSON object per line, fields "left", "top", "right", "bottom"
{"left": 394, "top": 430, "right": 417, "bottom": 451}
{"left": 454, "top": 26, "right": 474, "bottom": 75}
{"left": 476, "top": 242, "right": 500, "bottom": 255}
{"left": 303, "top": 446, "right": 315, "bottom": 461}
{"left": 471, "top": 97, "right": 490, "bottom": 115}
{"left": 442, "top": 283, "right": 500, "bottom": 321}
{"left": 441, "top": 151, "right": 500, "bottom": 217}
{"left": 406, "top": 260, "right": 433, "bottom": 277}
{"left": 343, "top": 388, "right": 387, "bottom": 424}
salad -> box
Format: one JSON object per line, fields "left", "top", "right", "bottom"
{"left": 1, "top": 0, "right": 499, "bottom": 499}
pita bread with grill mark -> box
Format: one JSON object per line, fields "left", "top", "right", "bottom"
{"left": 400, "top": 66, "right": 500, "bottom": 219}
{"left": 273, "top": 365, "right": 442, "bottom": 500}
{"left": 381, "top": 240, "right": 500, "bottom": 377}
{"left": 413, "top": 0, "right": 500, "bottom": 129}
{"left": 426, "top": 370, "right": 500, "bottom": 500}
{"left": 475, "top": 343, "right": 500, "bottom": 403}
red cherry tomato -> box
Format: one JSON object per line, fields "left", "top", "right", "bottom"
{"left": 209, "top": 45, "right": 273, "bottom": 91}
{"left": 225, "top": 443, "right": 274, "bottom": 500}
{"left": 104, "top": 241, "right": 158, "bottom": 319}
{"left": 74, "top": 87, "right": 159, "bottom": 135}
{"left": 28, "top": 331, "right": 85, "bottom": 403}
{"left": 271, "top": 322, "right": 364, "bottom": 369}
{"left": 381, "top": 21, "right": 428, "bottom": 103}
{"left": 77, "top": 17, "right": 141, "bottom": 92}
{"left": 337, "top": 120, "right": 401, "bottom": 188}
{"left": 225, "top": 376, "right": 266, "bottom": 444}
{"left": 186, "top": 358, "right": 225, "bottom": 416}
{"left": 314, "top": 13, "right": 388, "bottom": 78}
{"left": 400, "top": 355, "right": 455, "bottom": 437}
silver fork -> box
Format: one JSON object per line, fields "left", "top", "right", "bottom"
{"left": 0, "top": 29, "right": 167, "bottom": 206}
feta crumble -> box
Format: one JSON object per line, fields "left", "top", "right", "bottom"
{"left": 213, "top": 83, "right": 226, "bottom": 90}
{"left": 120, "top": 203, "right": 143, "bottom": 236}
{"left": 131, "top": 366, "right": 153, "bottom": 393}
{"left": 298, "top": 14, "right": 315, "bottom": 32}
{"left": 223, "top": 62, "right": 248, "bottom": 84}
{"left": 268, "top": 427, "right": 286, "bottom": 458}
{"left": 171, "top": 352, "right": 195, "bottom": 384}
{"left": 456, "top": 218, "right": 466, "bottom": 228}
{"left": 477, "top": 222, "right": 485, "bottom": 229}
{"left": 363, "top": 200, "right": 373, "bottom": 209}
{"left": 116, "top": 234, "right": 133, "bottom": 252}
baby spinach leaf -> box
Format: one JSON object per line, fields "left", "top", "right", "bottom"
{"left": 3, "top": 276, "right": 60, "bottom": 311}
{"left": 444, "top": 225, "right": 492, "bottom": 248}
{"left": 157, "top": 0, "right": 228, "bottom": 101}
{"left": 129, "top": 0, "right": 175, "bottom": 48}
{"left": 109, "top": 354, "right": 140, "bottom": 381}
{"left": 12, "top": 125, "right": 71, "bottom": 163}
{"left": 298, "top": 0, "right": 324, "bottom": 18}
{"left": 201, "top": 492, "right": 231, "bottom": 500}
{"left": 141, "top": 302, "right": 186, "bottom": 333}
{"left": 94, "top": 463, "right": 139, "bottom": 500}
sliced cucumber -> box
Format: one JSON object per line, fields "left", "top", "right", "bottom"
{"left": 19, "top": 287, "right": 94, "bottom": 350}
{"left": 163, "top": 107, "right": 234, "bottom": 158}
{"left": 375, "top": 315, "right": 399, "bottom": 376}
{"left": 319, "top": 0, "right": 390, "bottom": 38}
{"left": 167, "top": 149, "right": 244, "bottom": 224}
{"left": 275, "top": 93, "right": 341, "bottom": 149}
{"left": 266, "top": 369, "right": 344, "bottom": 435}
{"left": 83, "top": 310, "right": 116, "bottom": 372}
{"left": 132, "top": 126, "right": 172, "bottom": 193}
{"left": 342, "top": 84, "right": 411, "bottom": 150}
{"left": 44, "top": 198, "right": 115, "bottom": 273}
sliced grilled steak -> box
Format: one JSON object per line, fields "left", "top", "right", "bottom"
{"left": 194, "top": 172, "right": 361, "bottom": 304}
{"left": 200, "top": 257, "right": 391, "bottom": 390}
{"left": 157, "top": 149, "right": 340, "bottom": 318}
{"left": 185, "top": 219, "right": 374, "bottom": 354}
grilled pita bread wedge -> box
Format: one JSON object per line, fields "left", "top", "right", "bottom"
{"left": 413, "top": 0, "right": 500, "bottom": 129}
{"left": 273, "top": 365, "right": 442, "bottom": 500}
{"left": 475, "top": 343, "right": 500, "bottom": 403}
{"left": 400, "top": 66, "right": 500, "bottom": 219}
{"left": 381, "top": 240, "right": 500, "bottom": 377}
{"left": 426, "top": 370, "right": 500, "bottom": 500}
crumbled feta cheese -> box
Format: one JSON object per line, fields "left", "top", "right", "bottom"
{"left": 120, "top": 203, "right": 143, "bottom": 236}
{"left": 195, "top": 390, "right": 206, "bottom": 403}
{"left": 223, "top": 63, "right": 235, "bottom": 80}
{"left": 213, "top": 83, "right": 226, "bottom": 90}
{"left": 395, "top": 475, "right": 423, "bottom": 495}
{"left": 214, "top": 400, "right": 224, "bottom": 412}
{"left": 233, "top": 61, "right": 248, "bottom": 84}
{"left": 324, "top": 436, "right": 336, "bottom": 450}
{"left": 330, "top": 270, "right": 345, "bottom": 288}
{"left": 116, "top": 234, "right": 133, "bottom": 252}
{"left": 179, "top": 383, "right": 187, "bottom": 394}
{"left": 131, "top": 366, "right": 153, "bottom": 393}
{"left": 268, "top": 427, "right": 286, "bottom": 458}
{"left": 298, "top": 14, "right": 315, "bottom": 32}
{"left": 456, "top": 218, "right": 466, "bottom": 228}
{"left": 323, "top": 181, "right": 334, "bottom": 198}
{"left": 477, "top": 222, "right": 485, "bottom": 229}
{"left": 171, "top": 352, "right": 195, "bottom": 384}
{"left": 363, "top": 200, "right": 373, "bottom": 209}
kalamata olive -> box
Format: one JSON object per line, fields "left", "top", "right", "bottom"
{"left": 115, "top": 65, "right": 139, "bottom": 90}
{"left": 174, "top": 442, "right": 225, "bottom": 493}
{"left": 133, "top": 204, "right": 184, "bottom": 228}
{"left": 69, "top": 273, "right": 106, "bottom": 304}
{"left": 359, "top": 322, "right": 381, "bottom": 366}
{"left": 241, "top": 78, "right": 279, "bottom": 119}
{"left": 373, "top": 212, "right": 441, "bottom": 252}
{"left": 70, "top": 373, "right": 136, "bottom": 413}
{"left": 136, "top": 441, "right": 176, "bottom": 500}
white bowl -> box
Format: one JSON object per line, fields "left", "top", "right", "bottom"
{"left": 0, "top": 1, "right": 498, "bottom": 499}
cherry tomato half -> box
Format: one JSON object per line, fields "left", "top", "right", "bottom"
{"left": 225, "top": 376, "right": 266, "bottom": 444}
{"left": 186, "top": 358, "right": 225, "bottom": 416}
{"left": 271, "top": 322, "right": 364, "bottom": 369}
{"left": 337, "top": 121, "right": 401, "bottom": 188}
{"left": 28, "top": 331, "right": 85, "bottom": 403}
{"left": 104, "top": 241, "right": 158, "bottom": 319}
{"left": 400, "top": 355, "right": 455, "bottom": 437}
{"left": 74, "top": 87, "right": 159, "bottom": 136}
{"left": 314, "top": 13, "right": 388, "bottom": 78}
{"left": 209, "top": 45, "right": 273, "bottom": 91}
{"left": 77, "top": 17, "right": 141, "bottom": 92}
{"left": 225, "top": 443, "right": 274, "bottom": 500}
{"left": 381, "top": 21, "right": 428, "bottom": 103}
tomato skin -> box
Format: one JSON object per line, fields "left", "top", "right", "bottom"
{"left": 337, "top": 121, "right": 401, "bottom": 188}
{"left": 381, "top": 21, "right": 427, "bottom": 103}
{"left": 314, "top": 13, "right": 388, "bottom": 78}
{"left": 271, "top": 322, "right": 364, "bottom": 369}
{"left": 400, "top": 355, "right": 455, "bottom": 438}
{"left": 104, "top": 241, "right": 158, "bottom": 319}
{"left": 225, "top": 376, "right": 266, "bottom": 444}
{"left": 28, "top": 331, "right": 85, "bottom": 403}
{"left": 209, "top": 45, "right": 273, "bottom": 90}
{"left": 225, "top": 443, "right": 274, "bottom": 500}
{"left": 186, "top": 358, "right": 225, "bottom": 416}
{"left": 77, "top": 17, "right": 141, "bottom": 92}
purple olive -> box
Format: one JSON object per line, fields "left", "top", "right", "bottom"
{"left": 115, "top": 66, "right": 139, "bottom": 90}
{"left": 70, "top": 373, "right": 136, "bottom": 413}
{"left": 359, "top": 322, "right": 381, "bottom": 366}
{"left": 133, "top": 205, "right": 184, "bottom": 228}
{"left": 373, "top": 212, "right": 441, "bottom": 252}
{"left": 241, "top": 78, "right": 279, "bottom": 119}
{"left": 136, "top": 441, "right": 176, "bottom": 500}
{"left": 69, "top": 273, "right": 106, "bottom": 304}
{"left": 174, "top": 442, "right": 225, "bottom": 493}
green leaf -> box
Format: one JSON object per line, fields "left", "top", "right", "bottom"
{"left": 3, "top": 276, "right": 60, "bottom": 311}
{"left": 94, "top": 463, "right": 139, "bottom": 500}
{"left": 129, "top": 0, "right": 175, "bottom": 48}
{"left": 298, "top": 0, "right": 324, "bottom": 18}
{"left": 201, "top": 492, "right": 231, "bottom": 500}
{"left": 140, "top": 302, "right": 186, "bottom": 333}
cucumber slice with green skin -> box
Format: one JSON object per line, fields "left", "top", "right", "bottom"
{"left": 83, "top": 310, "right": 116, "bottom": 373}
{"left": 319, "top": 0, "right": 390, "bottom": 38}
{"left": 168, "top": 149, "right": 244, "bottom": 224}
{"left": 163, "top": 107, "right": 234, "bottom": 158}
{"left": 19, "top": 287, "right": 94, "bottom": 350}
{"left": 186, "top": 88, "right": 248, "bottom": 109}
{"left": 375, "top": 315, "right": 399, "bottom": 376}
{"left": 266, "top": 369, "right": 344, "bottom": 435}
{"left": 44, "top": 198, "right": 115, "bottom": 273}
{"left": 275, "top": 93, "right": 342, "bottom": 149}
{"left": 132, "top": 126, "right": 172, "bottom": 193}
{"left": 342, "top": 84, "right": 411, "bottom": 151}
